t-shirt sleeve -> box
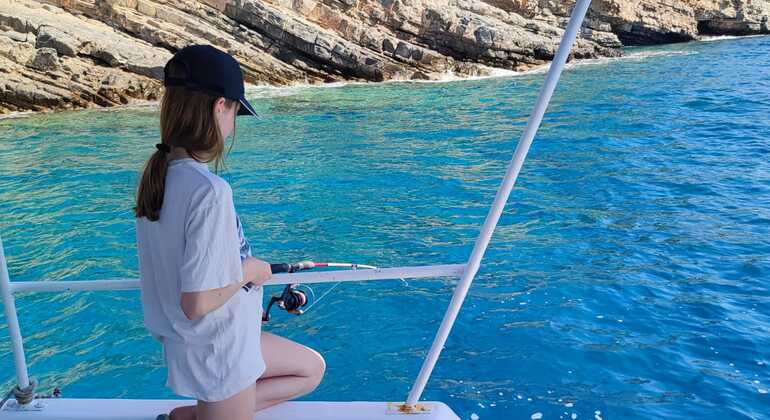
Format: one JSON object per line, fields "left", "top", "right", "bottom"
{"left": 179, "top": 187, "right": 243, "bottom": 293}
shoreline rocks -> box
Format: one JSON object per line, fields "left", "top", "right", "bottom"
{"left": 0, "top": 0, "right": 768, "bottom": 114}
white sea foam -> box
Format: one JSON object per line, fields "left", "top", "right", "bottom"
{"left": 403, "top": 65, "right": 521, "bottom": 83}
{"left": 698, "top": 34, "right": 767, "bottom": 43}
{"left": 240, "top": 46, "right": 702, "bottom": 101}
{"left": 559, "top": 49, "right": 698, "bottom": 72}
{"left": 243, "top": 63, "right": 522, "bottom": 99}
{"left": 0, "top": 110, "right": 36, "bottom": 120}
{"left": 257, "top": 34, "right": 765, "bottom": 106}
{"left": 0, "top": 100, "right": 160, "bottom": 120}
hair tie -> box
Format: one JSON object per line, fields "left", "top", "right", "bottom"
{"left": 155, "top": 143, "right": 171, "bottom": 154}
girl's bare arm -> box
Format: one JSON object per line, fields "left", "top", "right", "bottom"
{"left": 180, "top": 257, "right": 271, "bottom": 321}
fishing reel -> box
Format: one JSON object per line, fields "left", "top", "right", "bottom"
{"left": 261, "top": 261, "right": 315, "bottom": 322}
{"left": 258, "top": 260, "right": 377, "bottom": 322}
{"left": 262, "top": 283, "right": 311, "bottom": 322}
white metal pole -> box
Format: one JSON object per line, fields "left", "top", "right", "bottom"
{"left": 0, "top": 235, "right": 30, "bottom": 389}
{"left": 405, "top": 0, "right": 594, "bottom": 406}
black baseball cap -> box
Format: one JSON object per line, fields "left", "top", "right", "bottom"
{"left": 163, "top": 44, "right": 258, "bottom": 118}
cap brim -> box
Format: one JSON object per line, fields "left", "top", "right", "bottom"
{"left": 237, "top": 97, "right": 259, "bottom": 118}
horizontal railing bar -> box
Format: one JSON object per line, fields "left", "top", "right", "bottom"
{"left": 8, "top": 264, "right": 466, "bottom": 294}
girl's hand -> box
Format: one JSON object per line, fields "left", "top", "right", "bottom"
{"left": 243, "top": 257, "right": 272, "bottom": 286}
{"left": 255, "top": 258, "right": 272, "bottom": 284}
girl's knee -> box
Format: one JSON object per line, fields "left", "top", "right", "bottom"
{"left": 311, "top": 352, "right": 325, "bottom": 390}
{"left": 298, "top": 349, "right": 324, "bottom": 394}
{"left": 305, "top": 348, "right": 326, "bottom": 379}
{"left": 304, "top": 367, "right": 324, "bottom": 394}
{"left": 314, "top": 351, "right": 326, "bottom": 378}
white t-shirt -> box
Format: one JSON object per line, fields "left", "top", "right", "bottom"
{"left": 135, "top": 157, "right": 265, "bottom": 402}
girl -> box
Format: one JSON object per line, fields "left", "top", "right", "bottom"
{"left": 134, "top": 45, "right": 325, "bottom": 420}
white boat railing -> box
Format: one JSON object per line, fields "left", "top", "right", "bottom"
{"left": 1, "top": 0, "right": 589, "bottom": 412}
{"left": 7, "top": 264, "right": 467, "bottom": 293}
{"left": 0, "top": 252, "right": 465, "bottom": 406}
{"left": 0, "top": 236, "right": 30, "bottom": 398}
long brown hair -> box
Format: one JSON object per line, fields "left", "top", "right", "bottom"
{"left": 134, "top": 60, "right": 238, "bottom": 221}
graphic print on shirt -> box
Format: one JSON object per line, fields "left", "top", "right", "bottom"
{"left": 235, "top": 214, "right": 252, "bottom": 261}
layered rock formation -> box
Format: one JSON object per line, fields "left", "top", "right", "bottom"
{"left": 591, "top": 0, "right": 770, "bottom": 44}
{"left": 0, "top": 0, "right": 768, "bottom": 114}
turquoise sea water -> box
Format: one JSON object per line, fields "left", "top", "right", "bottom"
{"left": 1, "top": 35, "right": 769, "bottom": 419}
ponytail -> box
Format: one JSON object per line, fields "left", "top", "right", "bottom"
{"left": 134, "top": 144, "right": 171, "bottom": 221}
{"left": 134, "top": 59, "right": 238, "bottom": 221}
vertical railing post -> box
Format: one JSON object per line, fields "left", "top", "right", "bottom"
{"left": 404, "top": 0, "right": 594, "bottom": 407}
{"left": 0, "top": 235, "right": 30, "bottom": 393}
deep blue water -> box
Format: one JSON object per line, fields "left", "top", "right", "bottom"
{"left": 1, "top": 35, "right": 769, "bottom": 419}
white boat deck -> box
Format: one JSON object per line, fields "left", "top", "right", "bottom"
{"left": 1, "top": 399, "right": 460, "bottom": 419}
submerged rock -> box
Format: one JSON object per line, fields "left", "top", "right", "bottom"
{"left": 0, "top": 0, "right": 767, "bottom": 114}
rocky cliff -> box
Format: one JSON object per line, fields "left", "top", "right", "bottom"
{"left": 1, "top": 0, "right": 768, "bottom": 114}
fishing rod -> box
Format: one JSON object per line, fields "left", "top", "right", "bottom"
{"left": 241, "top": 261, "right": 377, "bottom": 322}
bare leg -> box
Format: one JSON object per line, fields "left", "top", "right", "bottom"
{"left": 253, "top": 331, "right": 326, "bottom": 412}
{"left": 166, "top": 331, "right": 323, "bottom": 418}
{"left": 196, "top": 383, "right": 256, "bottom": 420}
